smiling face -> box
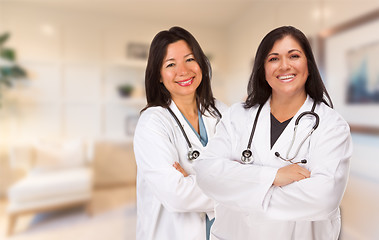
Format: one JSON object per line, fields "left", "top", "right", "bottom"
{"left": 264, "top": 35, "right": 308, "bottom": 102}
{"left": 160, "top": 40, "right": 202, "bottom": 102}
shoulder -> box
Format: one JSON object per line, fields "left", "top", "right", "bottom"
{"left": 229, "top": 101, "right": 256, "bottom": 115}
{"left": 139, "top": 106, "right": 166, "bottom": 121}
{"left": 221, "top": 101, "right": 254, "bottom": 122}
{"left": 213, "top": 99, "right": 229, "bottom": 113}
{"left": 316, "top": 102, "right": 350, "bottom": 132}
{"left": 136, "top": 106, "right": 173, "bottom": 131}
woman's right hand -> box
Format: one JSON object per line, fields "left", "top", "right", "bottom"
{"left": 173, "top": 162, "right": 189, "bottom": 177}
{"left": 273, "top": 164, "right": 310, "bottom": 187}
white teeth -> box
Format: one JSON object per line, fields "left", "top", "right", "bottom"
{"left": 179, "top": 78, "right": 193, "bottom": 84}
{"left": 278, "top": 75, "right": 295, "bottom": 80}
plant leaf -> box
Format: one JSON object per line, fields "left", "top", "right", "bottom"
{"left": 10, "top": 65, "right": 27, "bottom": 78}
{"left": 0, "top": 32, "right": 10, "bottom": 46}
{"left": 0, "top": 48, "right": 16, "bottom": 61}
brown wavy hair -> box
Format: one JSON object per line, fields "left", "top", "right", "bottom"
{"left": 141, "top": 26, "right": 221, "bottom": 118}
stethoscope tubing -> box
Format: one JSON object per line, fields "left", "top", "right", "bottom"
{"left": 285, "top": 111, "right": 319, "bottom": 161}
{"left": 167, "top": 107, "right": 203, "bottom": 161}
{"left": 167, "top": 107, "right": 194, "bottom": 151}
{"left": 240, "top": 104, "right": 263, "bottom": 164}
{"left": 242, "top": 100, "right": 319, "bottom": 164}
{"left": 247, "top": 104, "right": 264, "bottom": 150}
{"left": 167, "top": 106, "right": 222, "bottom": 161}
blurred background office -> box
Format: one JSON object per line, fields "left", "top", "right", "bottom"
{"left": 0, "top": 0, "right": 379, "bottom": 239}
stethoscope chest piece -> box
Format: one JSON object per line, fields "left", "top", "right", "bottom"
{"left": 241, "top": 101, "right": 318, "bottom": 165}
{"left": 167, "top": 107, "right": 201, "bottom": 162}
{"left": 188, "top": 149, "right": 200, "bottom": 161}
{"left": 240, "top": 104, "right": 263, "bottom": 164}
{"left": 274, "top": 101, "right": 319, "bottom": 164}
{"left": 241, "top": 149, "right": 254, "bottom": 164}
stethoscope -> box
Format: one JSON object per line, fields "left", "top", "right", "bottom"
{"left": 167, "top": 107, "right": 200, "bottom": 161}
{"left": 241, "top": 101, "right": 319, "bottom": 165}
{"left": 167, "top": 106, "right": 221, "bottom": 161}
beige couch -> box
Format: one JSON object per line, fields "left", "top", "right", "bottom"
{"left": 6, "top": 139, "right": 93, "bottom": 235}
{"left": 6, "top": 138, "right": 137, "bottom": 235}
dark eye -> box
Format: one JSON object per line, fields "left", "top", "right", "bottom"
{"left": 290, "top": 54, "right": 300, "bottom": 59}
{"left": 186, "top": 58, "right": 196, "bottom": 62}
{"left": 166, "top": 63, "right": 175, "bottom": 68}
{"left": 268, "top": 57, "right": 278, "bottom": 62}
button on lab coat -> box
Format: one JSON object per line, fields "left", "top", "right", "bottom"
{"left": 134, "top": 100, "right": 226, "bottom": 240}
{"left": 193, "top": 96, "right": 353, "bottom": 240}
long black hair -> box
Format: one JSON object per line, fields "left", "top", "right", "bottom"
{"left": 244, "top": 26, "right": 332, "bottom": 109}
{"left": 142, "top": 26, "right": 221, "bottom": 118}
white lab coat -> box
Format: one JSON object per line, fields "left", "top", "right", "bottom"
{"left": 134, "top": 100, "right": 227, "bottom": 240}
{"left": 193, "top": 96, "right": 353, "bottom": 240}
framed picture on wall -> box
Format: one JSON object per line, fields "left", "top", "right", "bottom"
{"left": 126, "top": 42, "right": 149, "bottom": 60}
{"left": 319, "top": 9, "right": 379, "bottom": 135}
{"left": 125, "top": 113, "right": 139, "bottom": 136}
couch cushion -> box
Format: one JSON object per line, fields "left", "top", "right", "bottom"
{"left": 8, "top": 168, "right": 92, "bottom": 203}
{"left": 7, "top": 192, "right": 91, "bottom": 214}
{"left": 33, "top": 139, "right": 85, "bottom": 173}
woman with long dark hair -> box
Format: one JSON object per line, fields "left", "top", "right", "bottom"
{"left": 134, "top": 26, "right": 226, "bottom": 240}
{"left": 193, "top": 26, "right": 352, "bottom": 239}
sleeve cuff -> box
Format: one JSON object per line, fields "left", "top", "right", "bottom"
{"left": 260, "top": 167, "right": 278, "bottom": 211}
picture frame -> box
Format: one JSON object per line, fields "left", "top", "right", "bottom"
{"left": 126, "top": 42, "right": 149, "bottom": 60}
{"left": 318, "top": 9, "right": 379, "bottom": 135}
{"left": 125, "top": 113, "right": 139, "bottom": 136}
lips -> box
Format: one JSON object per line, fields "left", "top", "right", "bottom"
{"left": 176, "top": 77, "right": 194, "bottom": 87}
{"left": 277, "top": 74, "right": 296, "bottom": 83}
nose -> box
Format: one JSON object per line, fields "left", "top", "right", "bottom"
{"left": 279, "top": 58, "right": 290, "bottom": 70}
{"left": 176, "top": 62, "right": 189, "bottom": 76}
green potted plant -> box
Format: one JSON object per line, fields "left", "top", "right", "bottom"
{"left": 117, "top": 83, "right": 134, "bottom": 98}
{"left": 0, "top": 32, "right": 27, "bottom": 106}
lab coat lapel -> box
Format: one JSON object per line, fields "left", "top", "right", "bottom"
{"left": 169, "top": 101, "right": 204, "bottom": 151}
{"left": 272, "top": 96, "right": 316, "bottom": 160}
{"left": 251, "top": 101, "right": 271, "bottom": 165}
{"left": 202, "top": 109, "right": 219, "bottom": 139}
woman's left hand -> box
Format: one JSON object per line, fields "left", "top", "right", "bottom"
{"left": 173, "top": 162, "right": 189, "bottom": 177}
{"left": 273, "top": 163, "right": 310, "bottom": 187}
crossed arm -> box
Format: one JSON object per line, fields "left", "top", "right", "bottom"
{"left": 175, "top": 160, "right": 310, "bottom": 187}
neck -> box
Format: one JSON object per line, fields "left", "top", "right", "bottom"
{"left": 173, "top": 95, "right": 199, "bottom": 133}
{"left": 270, "top": 93, "right": 307, "bottom": 122}
{"left": 172, "top": 95, "right": 198, "bottom": 117}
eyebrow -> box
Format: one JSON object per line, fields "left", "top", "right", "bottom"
{"left": 267, "top": 49, "right": 302, "bottom": 57}
{"left": 164, "top": 53, "right": 194, "bottom": 63}
{"left": 289, "top": 49, "right": 302, "bottom": 54}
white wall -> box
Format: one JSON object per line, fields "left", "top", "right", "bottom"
{"left": 0, "top": 2, "right": 228, "bottom": 143}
